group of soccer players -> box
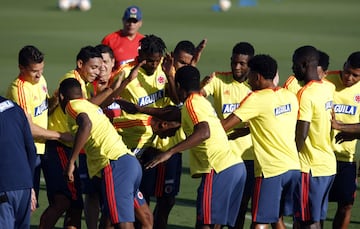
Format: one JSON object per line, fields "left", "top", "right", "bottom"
{"left": 2, "top": 4, "right": 360, "bottom": 229}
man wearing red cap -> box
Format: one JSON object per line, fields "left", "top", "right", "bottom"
{"left": 102, "top": 5, "right": 144, "bottom": 69}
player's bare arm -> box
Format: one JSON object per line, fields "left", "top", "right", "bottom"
{"left": 191, "top": 38, "right": 207, "bottom": 66}
{"left": 24, "top": 111, "right": 73, "bottom": 142}
{"left": 227, "top": 127, "right": 250, "bottom": 140}
{"left": 200, "top": 72, "right": 216, "bottom": 96}
{"left": 295, "top": 120, "right": 310, "bottom": 152}
{"left": 146, "top": 121, "right": 210, "bottom": 169}
{"left": 331, "top": 113, "right": 360, "bottom": 133}
{"left": 221, "top": 113, "right": 242, "bottom": 132}
{"left": 162, "top": 53, "right": 180, "bottom": 104}
{"left": 65, "top": 112, "right": 92, "bottom": 182}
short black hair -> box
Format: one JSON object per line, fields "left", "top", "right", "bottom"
{"left": 175, "top": 65, "right": 200, "bottom": 92}
{"left": 18, "top": 45, "right": 44, "bottom": 67}
{"left": 232, "top": 42, "right": 255, "bottom": 57}
{"left": 76, "top": 46, "right": 102, "bottom": 63}
{"left": 173, "top": 40, "right": 196, "bottom": 56}
{"left": 59, "top": 78, "right": 82, "bottom": 98}
{"left": 318, "top": 50, "right": 329, "bottom": 71}
{"left": 346, "top": 51, "right": 360, "bottom": 68}
{"left": 248, "top": 54, "right": 278, "bottom": 80}
{"left": 152, "top": 106, "right": 181, "bottom": 123}
{"left": 292, "top": 45, "right": 319, "bottom": 64}
{"left": 139, "top": 35, "right": 167, "bottom": 55}
{"left": 95, "top": 44, "right": 115, "bottom": 59}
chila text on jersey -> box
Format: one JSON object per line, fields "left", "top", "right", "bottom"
{"left": 274, "top": 104, "right": 291, "bottom": 116}
{"left": 325, "top": 101, "right": 333, "bottom": 110}
{"left": 138, "top": 90, "right": 164, "bottom": 107}
{"left": 222, "top": 103, "right": 240, "bottom": 114}
{"left": 333, "top": 104, "right": 357, "bottom": 115}
{"left": 34, "top": 99, "right": 48, "bottom": 117}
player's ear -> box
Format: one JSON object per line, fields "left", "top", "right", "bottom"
{"left": 19, "top": 64, "right": 26, "bottom": 74}
{"left": 256, "top": 72, "right": 262, "bottom": 81}
{"left": 77, "top": 59, "right": 83, "bottom": 69}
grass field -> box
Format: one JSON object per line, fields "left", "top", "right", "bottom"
{"left": 1, "top": 0, "right": 360, "bottom": 228}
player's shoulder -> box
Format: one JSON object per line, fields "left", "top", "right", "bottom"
{"left": 283, "top": 75, "right": 297, "bottom": 88}
{"left": 215, "top": 71, "right": 232, "bottom": 77}
{"left": 102, "top": 30, "right": 121, "bottom": 41}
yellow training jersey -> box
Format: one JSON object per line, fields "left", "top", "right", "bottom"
{"left": 283, "top": 75, "right": 304, "bottom": 95}
{"left": 113, "top": 116, "right": 154, "bottom": 150}
{"left": 297, "top": 80, "right": 336, "bottom": 176}
{"left": 234, "top": 88, "right": 300, "bottom": 178}
{"left": 182, "top": 93, "right": 243, "bottom": 178}
{"left": 48, "top": 70, "right": 89, "bottom": 145}
{"left": 116, "top": 63, "right": 173, "bottom": 149}
{"left": 66, "top": 99, "right": 133, "bottom": 178}
{"left": 326, "top": 71, "right": 360, "bottom": 162}
{"left": 202, "top": 72, "right": 254, "bottom": 160}
{"left": 7, "top": 75, "right": 49, "bottom": 154}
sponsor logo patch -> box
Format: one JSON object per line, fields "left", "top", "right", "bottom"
{"left": 34, "top": 99, "right": 48, "bottom": 117}
{"left": 138, "top": 90, "right": 164, "bottom": 107}
{"left": 274, "top": 104, "right": 291, "bottom": 116}
{"left": 222, "top": 103, "right": 240, "bottom": 114}
{"left": 333, "top": 104, "right": 357, "bottom": 115}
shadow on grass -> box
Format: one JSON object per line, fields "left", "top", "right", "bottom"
{"left": 175, "top": 197, "right": 196, "bottom": 207}
{"left": 168, "top": 224, "right": 193, "bottom": 229}
{"left": 325, "top": 217, "right": 360, "bottom": 225}
{"left": 182, "top": 167, "right": 190, "bottom": 175}
{"left": 31, "top": 226, "right": 61, "bottom": 229}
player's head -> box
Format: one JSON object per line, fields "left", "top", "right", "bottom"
{"left": 341, "top": 51, "right": 360, "bottom": 87}
{"left": 58, "top": 78, "right": 83, "bottom": 112}
{"left": 317, "top": 50, "right": 329, "bottom": 79}
{"left": 18, "top": 45, "right": 44, "bottom": 85}
{"left": 122, "top": 5, "right": 143, "bottom": 36}
{"left": 76, "top": 46, "right": 103, "bottom": 83}
{"left": 95, "top": 44, "right": 115, "bottom": 82}
{"left": 247, "top": 54, "right": 277, "bottom": 91}
{"left": 231, "top": 42, "right": 255, "bottom": 82}
{"left": 175, "top": 66, "right": 200, "bottom": 102}
{"left": 172, "top": 40, "right": 196, "bottom": 71}
{"left": 292, "top": 45, "right": 319, "bottom": 81}
{"left": 151, "top": 106, "right": 181, "bottom": 139}
{"left": 138, "top": 35, "right": 167, "bottom": 75}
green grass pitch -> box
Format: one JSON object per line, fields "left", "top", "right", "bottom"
{"left": 1, "top": 0, "right": 360, "bottom": 228}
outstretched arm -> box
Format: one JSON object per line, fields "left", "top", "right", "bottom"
{"left": 93, "top": 60, "right": 146, "bottom": 108}
{"left": 145, "top": 121, "right": 210, "bottom": 169}
{"left": 331, "top": 110, "right": 360, "bottom": 133}
{"left": 221, "top": 113, "right": 242, "bottom": 132}
{"left": 116, "top": 98, "right": 179, "bottom": 120}
{"left": 191, "top": 38, "right": 207, "bottom": 66}
{"left": 25, "top": 112, "right": 73, "bottom": 143}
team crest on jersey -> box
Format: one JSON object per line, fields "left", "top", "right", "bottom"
{"left": 157, "top": 75, "right": 166, "bottom": 85}
{"left": 333, "top": 104, "right": 357, "bottom": 115}
{"left": 107, "top": 102, "right": 121, "bottom": 110}
{"left": 354, "top": 94, "right": 360, "bottom": 103}
{"left": 42, "top": 85, "right": 48, "bottom": 93}
{"left": 138, "top": 90, "right": 164, "bottom": 107}
{"left": 274, "top": 104, "right": 291, "bottom": 116}
{"left": 224, "top": 90, "right": 230, "bottom": 95}
{"left": 325, "top": 101, "right": 333, "bottom": 110}
{"left": 222, "top": 103, "right": 240, "bottom": 114}
{"left": 34, "top": 99, "right": 48, "bottom": 117}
